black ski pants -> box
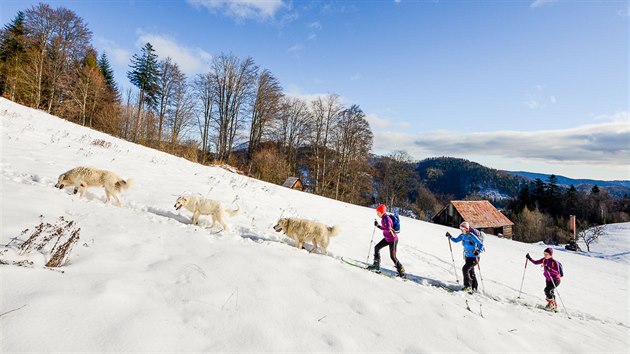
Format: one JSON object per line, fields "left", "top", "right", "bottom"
{"left": 462, "top": 257, "right": 478, "bottom": 290}
{"left": 373, "top": 238, "right": 403, "bottom": 269}
{"left": 544, "top": 279, "right": 561, "bottom": 300}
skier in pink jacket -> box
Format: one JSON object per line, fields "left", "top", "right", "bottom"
{"left": 527, "top": 247, "right": 564, "bottom": 311}
{"left": 368, "top": 204, "right": 406, "bottom": 278}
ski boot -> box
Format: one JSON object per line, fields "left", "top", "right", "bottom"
{"left": 367, "top": 259, "right": 380, "bottom": 272}
{"left": 544, "top": 299, "right": 555, "bottom": 311}
{"left": 396, "top": 264, "right": 407, "bottom": 279}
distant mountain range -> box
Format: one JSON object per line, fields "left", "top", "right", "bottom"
{"left": 506, "top": 171, "right": 630, "bottom": 188}
{"left": 413, "top": 157, "right": 630, "bottom": 199}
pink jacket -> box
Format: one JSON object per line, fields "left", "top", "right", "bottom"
{"left": 529, "top": 257, "right": 563, "bottom": 281}
{"left": 377, "top": 214, "right": 398, "bottom": 242}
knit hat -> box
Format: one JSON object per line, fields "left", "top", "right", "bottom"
{"left": 544, "top": 247, "right": 553, "bottom": 256}
{"left": 459, "top": 221, "right": 470, "bottom": 230}
{"left": 376, "top": 204, "right": 386, "bottom": 214}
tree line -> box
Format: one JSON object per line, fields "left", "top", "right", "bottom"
{"left": 505, "top": 175, "right": 629, "bottom": 244}
{"left": 0, "top": 4, "right": 373, "bottom": 205}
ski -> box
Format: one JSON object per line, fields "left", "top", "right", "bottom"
{"left": 340, "top": 257, "right": 398, "bottom": 279}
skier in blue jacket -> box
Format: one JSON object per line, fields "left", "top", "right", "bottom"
{"left": 446, "top": 221, "right": 484, "bottom": 292}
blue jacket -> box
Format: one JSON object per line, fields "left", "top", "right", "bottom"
{"left": 450, "top": 231, "right": 484, "bottom": 258}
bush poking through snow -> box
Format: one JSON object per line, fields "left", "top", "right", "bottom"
{"left": 17, "top": 215, "right": 81, "bottom": 267}
{"left": 91, "top": 139, "right": 112, "bottom": 148}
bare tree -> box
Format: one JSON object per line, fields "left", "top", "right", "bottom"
{"left": 65, "top": 49, "right": 104, "bottom": 127}
{"left": 512, "top": 207, "right": 554, "bottom": 243}
{"left": 375, "top": 150, "right": 415, "bottom": 209}
{"left": 210, "top": 53, "right": 257, "bottom": 162}
{"left": 193, "top": 72, "right": 215, "bottom": 163}
{"left": 578, "top": 224, "right": 606, "bottom": 252}
{"left": 22, "top": 3, "right": 56, "bottom": 108}
{"left": 44, "top": 6, "right": 91, "bottom": 114}
{"left": 272, "top": 96, "right": 311, "bottom": 174}
{"left": 167, "top": 71, "right": 194, "bottom": 149}
{"left": 248, "top": 69, "right": 283, "bottom": 172}
{"left": 309, "top": 93, "right": 342, "bottom": 195}
{"left": 331, "top": 104, "right": 373, "bottom": 201}
{"left": 155, "top": 57, "right": 177, "bottom": 147}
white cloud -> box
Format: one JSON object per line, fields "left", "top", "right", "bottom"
{"left": 287, "top": 43, "right": 305, "bottom": 55}
{"left": 187, "top": 0, "right": 286, "bottom": 21}
{"left": 365, "top": 113, "right": 392, "bottom": 129}
{"left": 525, "top": 100, "right": 541, "bottom": 109}
{"left": 373, "top": 112, "right": 630, "bottom": 169}
{"left": 369, "top": 112, "right": 630, "bottom": 179}
{"left": 530, "top": 0, "right": 558, "bottom": 9}
{"left": 308, "top": 21, "right": 322, "bottom": 30}
{"left": 94, "top": 36, "right": 130, "bottom": 66}
{"left": 136, "top": 31, "right": 212, "bottom": 75}
{"left": 550, "top": 95, "right": 557, "bottom": 104}
{"left": 350, "top": 73, "right": 361, "bottom": 81}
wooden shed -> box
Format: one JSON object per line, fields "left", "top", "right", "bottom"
{"left": 282, "top": 177, "right": 304, "bottom": 191}
{"left": 432, "top": 200, "right": 514, "bottom": 239}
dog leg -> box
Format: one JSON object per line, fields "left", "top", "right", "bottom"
{"left": 112, "top": 190, "right": 122, "bottom": 206}
{"left": 192, "top": 211, "right": 200, "bottom": 225}
{"left": 218, "top": 218, "right": 228, "bottom": 231}
{"left": 104, "top": 189, "right": 111, "bottom": 204}
{"left": 309, "top": 239, "right": 319, "bottom": 254}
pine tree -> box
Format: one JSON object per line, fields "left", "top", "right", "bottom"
{"left": 98, "top": 52, "right": 118, "bottom": 100}
{"left": 126, "top": 42, "right": 160, "bottom": 142}
{"left": 0, "top": 11, "right": 26, "bottom": 97}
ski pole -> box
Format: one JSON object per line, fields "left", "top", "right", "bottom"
{"left": 446, "top": 232, "right": 459, "bottom": 283}
{"left": 517, "top": 258, "right": 528, "bottom": 299}
{"left": 544, "top": 267, "right": 571, "bottom": 319}
{"left": 366, "top": 224, "right": 376, "bottom": 263}
{"left": 476, "top": 258, "right": 486, "bottom": 293}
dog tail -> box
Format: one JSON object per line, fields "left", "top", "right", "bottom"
{"left": 227, "top": 204, "right": 240, "bottom": 217}
{"left": 116, "top": 179, "right": 134, "bottom": 191}
{"left": 328, "top": 225, "right": 340, "bottom": 237}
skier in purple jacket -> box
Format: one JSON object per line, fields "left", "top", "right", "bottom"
{"left": 367, "top": 204, "right": 406, "bottom": 278}
{"left": 527, "top": 247, "right": 564, "bottom": 311}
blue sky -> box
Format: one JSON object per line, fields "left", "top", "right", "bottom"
{"left": 2, "top": 0, "right": 628, "bottom": 180}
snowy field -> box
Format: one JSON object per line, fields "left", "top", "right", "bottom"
{"left": 1, "top": 97, "right": 628, "bottom": 353}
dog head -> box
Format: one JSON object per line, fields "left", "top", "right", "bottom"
{"left": 55, "top": 173, "right": 68, "bottom": 189}
{"left": 273, "top": 218, "right": 288, "bottom": 233}
{"left": 174, "top": 196, "right": 190, "bottom": 211}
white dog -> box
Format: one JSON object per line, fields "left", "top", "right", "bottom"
{"left": 55, "top": 166, "right": 133, "bottom": 205}
{"left": 273, "top": 217, "right": 340, "bottom": 255}
{"left": 174, "top": 195, "right": 239, "bottom": 230}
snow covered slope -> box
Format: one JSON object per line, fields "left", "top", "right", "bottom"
{"left": 1, "top": 98, "right": 628, "bottom": 352}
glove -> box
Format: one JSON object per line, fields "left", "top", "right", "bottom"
{"left": 473, "top": 250, "right": 480, "bottom": 256}
{"left": 445, "top": 232, "right": 451, "bottom": 238}
{"left": 526, "top": 253, "right": 532, "bottom": 260}
{"left": 374, "top": 220, "right": 379, "bottom": 227}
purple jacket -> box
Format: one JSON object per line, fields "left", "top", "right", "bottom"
{"left": 377, "top": 214, "right": 397, "bottom": 242}
{"left": 529, "top": 257, "right": 563, "bottom": 281}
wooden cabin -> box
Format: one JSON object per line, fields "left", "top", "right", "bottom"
{"left": 432, "top": 200, "right": 514, "bottom": 239}
{"left": 282, "top": 177, "right": 304, "bottom": 191}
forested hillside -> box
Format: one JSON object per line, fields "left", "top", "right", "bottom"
{"left": 415, "top": 157, "right": 526, "bottom": 200}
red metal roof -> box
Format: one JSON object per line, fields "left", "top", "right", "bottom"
{"left": 451, "top": 200, "right": 514, "bottom": 228}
